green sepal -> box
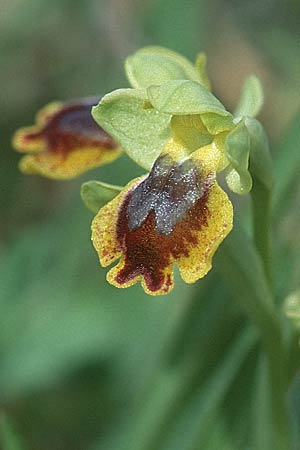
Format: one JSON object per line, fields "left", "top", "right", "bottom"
{"left": 245, "top": 117, "right": 273, "bottom": 190}
{"left": 125, "top": 46, "right": 205, "bottom": 89}
{"left": 92, "top": 89, "right": 171, "bottom": 170}
{"left": 235, "top": 75, "right": 264, "bottom": 118}
{"left": 171, "top": 115, "right": 213, "bottom": 151}
{"left": 147, "top": 80, "right": 230, "bottom": 116}
{"left": 225, "top": 119, "right": 253, "bottom": 195}
{"left": 80, "top": 180, "right": 122, "bottom": 214}
{"left": 195, "top": 52, "right": 211, "bottom": 90}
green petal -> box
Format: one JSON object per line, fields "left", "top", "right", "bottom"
{"left": 225, "top": 119, "right": 253, "bottom": 195}
{"left": 147, "top": 80, "right": 230, "bottom": 116}
{"left": 234, "top": 75, "right": 264, "bottom": 118}
{"left": 125, "top": 46, "right": 204, "bottom": 89}
{"left": 80, "top": 180, "right": 122, "bottom": 213}
{"left": 225, "top": 166, "right": 253, "bottom": 195}
{"left": 194, "top": 52, "right": 211, "bottom": 90}
{"left": 92, "top": 89, "right": 171, "bottom": 170}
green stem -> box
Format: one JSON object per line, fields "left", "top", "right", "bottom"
{"left": 251, "top": 176, "right": 272, "bottom": 286}
{"left": 250, "top": 177, "right": 290, "bottom": 449}
{"left": 217, "top": 230, "right": 290, "bottom": 447}
{"left": 265, "top": 332, "right": 290, "bottom": 450}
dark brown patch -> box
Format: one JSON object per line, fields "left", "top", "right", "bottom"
{"left": 25, "top": 98, "right": 117, "bottom": 155}
{"left": 115, "top": 158, "right": 213, "bottom": 293}
{"left": 127, "top": 154, "right": 213, "bottom": 235}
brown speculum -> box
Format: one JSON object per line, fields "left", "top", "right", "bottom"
{"left": 26, "top": 98, "right": 117, "bottom": 155}
{"left": 115, "top": 155, "right": 213, "bottom": 292}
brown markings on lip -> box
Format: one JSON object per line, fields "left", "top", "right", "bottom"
{"left": 126, "top": 155, "right": 211, "bottom": 235}
{"left": 115, "top": 169, "right": 212, "bottom": 293}
{"left": 23, "top": 99, "right": 117, "bottom": 156}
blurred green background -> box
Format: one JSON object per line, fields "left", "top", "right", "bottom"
{"left": 1, "top": 1, "right": 300, "bottom": 449}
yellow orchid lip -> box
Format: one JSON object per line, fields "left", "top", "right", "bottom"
{"left": 12, "top": 98, "right": 122, "bottom": 179}
{"left": 92, "top": 146, "right": 233, "bottom": 295}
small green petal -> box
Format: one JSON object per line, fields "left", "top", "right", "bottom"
{"left": 194, "top": 52, "right": 211, "bottom": 90}
{"left": 92, "top": 89, "right": 171, "bottom": 170}
{"left": 225, "top": 119, "right": 253, "bottom": 195}
{"left": 147, "top": 80, "right": 230, "bottom": 116}
{"left": 234, "top": 75, "right": 264, "bottom": 118}
{"left": 81, "top": 180, "right": 122, "bottom": 213}
{"left": 225, "top": 166, "right": 253, "bottom": 195}
{"left": 125, "top": 46, "right": 204, "bottom": 89}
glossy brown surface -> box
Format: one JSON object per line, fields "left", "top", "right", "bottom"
{"left": 115, "top": 156, "right": 212, "bottom": 293}
{"left": 23, "top": 99, "right": 117, "bottom": 154}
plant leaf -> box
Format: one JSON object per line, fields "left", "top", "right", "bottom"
{"left": 160, "top": 328, "right": 257, "bottom": 450}
{"left": 125, "top": 46, "right": 205, "bottom": 89}
{"left": 252, "top": 355, "right": 273, "bottom": 450}
{"left": 0, "top": 415, "right": 25, "bottom": 450}
{"left": 80, "top": 180, "right": 122, "bottom": 214}
{"left": 95, "top": 279, "right": 249, "bottom": 450}
{"left": 273, "top": 112, "right": 300, "bottom": 215}
{"left": 147, "top": 80, "right": 230, "bottom": 116}
{"left": 214, "top": 223, "right": 279, "bottom": 346}
{"left": 234, "top": 75, "right": 264, "bottom": 118}
{"left": 92, "top": 89, "right": 171, "bottom": 170}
